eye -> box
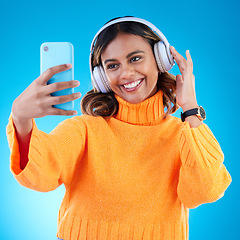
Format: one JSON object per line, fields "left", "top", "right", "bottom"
{"left": 130, "top": 56, "right": 142, "bottom": 62}
{"left": 107, "top": 63, "right": 118, "bottom": 69}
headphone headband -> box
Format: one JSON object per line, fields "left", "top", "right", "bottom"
{"left": 90, "top": 17, "right": 170, "bottom": 53}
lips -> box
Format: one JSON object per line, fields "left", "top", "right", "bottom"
{"left": 121, "top": 78, "right": 144, "bottom": 92}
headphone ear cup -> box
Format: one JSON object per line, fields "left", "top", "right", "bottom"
{"left": 92, "top": 66, "right": 111, "bottom": 93}
{"left": 154, "top": 41, "right": 173, "bottom": 73}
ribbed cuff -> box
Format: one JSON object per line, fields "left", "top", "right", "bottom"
{"left": 180, "top": 122, "right": 224, "bottom": 167}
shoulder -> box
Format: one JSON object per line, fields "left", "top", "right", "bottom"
{"left": 65, "top": 114, "right": 111, "bottom": 131}
{"left": 49, "top": 115, "right": 89, "bottom": 135}
{"left": 71, "top": 114, "right": 108, "bottom": 125}
{"left": 56, "top": 114, "right": 103, "bottom": 126}
{"left": 156, "top": 115, "right": 189, "bottom": 140}
{"left": 162, "top": 115, "right": 184, "bottom": 129}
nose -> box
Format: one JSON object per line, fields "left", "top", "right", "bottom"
{"left": 120, "top": 63, "right": 135, "bottom": 80}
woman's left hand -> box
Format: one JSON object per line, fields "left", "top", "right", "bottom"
{"left": 170, "top": 46, "right": 198, "bottom": 112}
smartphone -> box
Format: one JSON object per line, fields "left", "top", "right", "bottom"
{"left": 40, "top": 42, "right": 74, "bottom": 111}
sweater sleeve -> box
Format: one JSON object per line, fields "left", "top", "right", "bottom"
{"left": 177, "top": 122, "right": 231, "bottom": 209}
{"left": 6, "top": 115, "right": 86, "bottom": 192}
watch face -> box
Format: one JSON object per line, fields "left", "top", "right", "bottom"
{"left": 199, "top": 106, "right": 206, "bottom": 120}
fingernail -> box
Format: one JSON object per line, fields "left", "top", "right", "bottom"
{"left": 73, "top": 111, "right": 78, "bottom": 115}
{"left": 76, "top": 92, "right": 81, "bottom": 98}
{"left": 66, "top": 63, "right": 72, "bottom": 68}
{"left": 74, "top": 80, "right": 80, "bottom": 86}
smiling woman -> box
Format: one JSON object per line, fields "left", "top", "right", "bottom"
{"left": 6, "top": 16, "right": 231, "bottom": 240}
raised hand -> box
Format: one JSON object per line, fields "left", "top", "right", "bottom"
{"left": 11, "top": 63, "right": 81, "bottom": 138}
{"left": 170, "top": 46, "right": 198, "bottom": 112}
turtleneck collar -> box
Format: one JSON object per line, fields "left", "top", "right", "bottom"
{"left": 114, "top": 91, "right": 165, "bottom": 126}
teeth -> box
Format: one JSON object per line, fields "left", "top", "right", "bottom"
{"left": 123, "top": 80, "right": 141, "bottom": 89}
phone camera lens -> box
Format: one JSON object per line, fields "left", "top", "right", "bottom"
{"left": 44, "top": 46, "right": 48, "bottom": 52}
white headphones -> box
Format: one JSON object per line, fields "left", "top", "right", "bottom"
{"left": 90, "top": 17, "right": 175, "bottom": 93}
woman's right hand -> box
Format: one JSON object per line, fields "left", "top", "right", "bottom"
{"left": 12, "top": 64, "right": 81, "bottom": 133}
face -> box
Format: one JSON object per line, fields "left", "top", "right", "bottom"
{"left": 101, "top": 33, "right": 159, "bottom": 104}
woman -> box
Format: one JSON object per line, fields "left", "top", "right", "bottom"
{"left": 7, "top": 17, "right": 231, "bottom": 240}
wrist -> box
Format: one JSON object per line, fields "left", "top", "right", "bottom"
{"left": 181, "top": 106, "right": 206, "bottom": 123}
{"left": 11, "top": 112, "right": 33, "bottom": 136}
{"left": 185, "top": 115, "right": 203, "bottom": 128}
{"left": 11, "top": 100, "right": 32, "bottom": 125}
{"left": 181, "top": 102, "right": 199, "bottom": 112}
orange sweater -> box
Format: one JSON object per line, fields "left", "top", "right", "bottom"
{"left": 7, "top": 91, "right": 231, "bottom": 240}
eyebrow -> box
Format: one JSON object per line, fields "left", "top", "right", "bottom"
{"left": 103, "top": 50, "right": 145, "bottom": 65}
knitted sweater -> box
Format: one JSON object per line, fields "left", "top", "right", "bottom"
{"left": 7, "top": 90, "right": 231, "bottom": 240}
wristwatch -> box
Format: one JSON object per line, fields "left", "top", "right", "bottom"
{"left": 181, "top": 106, "right": 206, "bottom": 122}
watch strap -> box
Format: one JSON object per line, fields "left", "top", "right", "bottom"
{"left": 181, "top": 108, "right": 198, "bottom": 122}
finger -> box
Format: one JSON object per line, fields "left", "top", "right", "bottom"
{"left": 170, "top": 47, "right": 186, "bottom": 62}
{"left": 169, "top": 46, "right": 175, "bottom": 54}
{"left": 45, "top": 80, "right": 80, "bottom": 94}
{"left": 176, "top": 74, "right": 183, "bottom": 84}
{"left": 186, "top": 50, "right": 193, "bottom": 71}
{"left": 49, "top": 92, "right": 81, "bottom": 106}
{"left": 47, "top": 107, "right": 78, "bottom": 116}
{"left": 184, "top": 50, "right": 194, "bottom": 85}
{"left": 170, "top": 47, "right": 187, "bottom": 73}
{"left": 37, "top": 64, "right": 72, "bottom": 85}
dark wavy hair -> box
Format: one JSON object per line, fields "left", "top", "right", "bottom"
{"left": 81, "top": 19, "right": 178, "bottom": 118}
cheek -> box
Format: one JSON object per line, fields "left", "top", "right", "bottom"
{"left": 143, "top": 62, "right": 159, "bottom": 80}
{"left": 105, "top": 71, "right": 118, "bottom": 86}
{"left": 150, "top": 61, "right": 159, "bottom": 80}
{"left": 142, "top": 55, "right": 158, "bottom": 73}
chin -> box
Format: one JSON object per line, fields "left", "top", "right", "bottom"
{"left": 127, "top": 99, "right": 142, "bottom": 104}
{"left": 122, "top": 95, "right": 147, "bottom": 104}
{"left": 114, "top": 85, "right": 158, "bottom": 104}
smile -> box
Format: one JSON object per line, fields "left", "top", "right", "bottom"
{"left": 122, "top": 78, "right": 144, "bottom": 92}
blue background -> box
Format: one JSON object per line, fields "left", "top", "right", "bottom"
{"left": 1, "top": 0, "right": 239, "bottom": 239}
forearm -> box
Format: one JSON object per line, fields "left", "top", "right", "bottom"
{"left": 12, "top": 115, "right": 33, "bottom": 170}
{"left": 177, "top": 123, "right": 231, "bottom": 208}
{"left": 185, "top": 115, "right": 203, "bottom": 128}
{"left": 7, "top": 116, "right": 62, "bottom": 191}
